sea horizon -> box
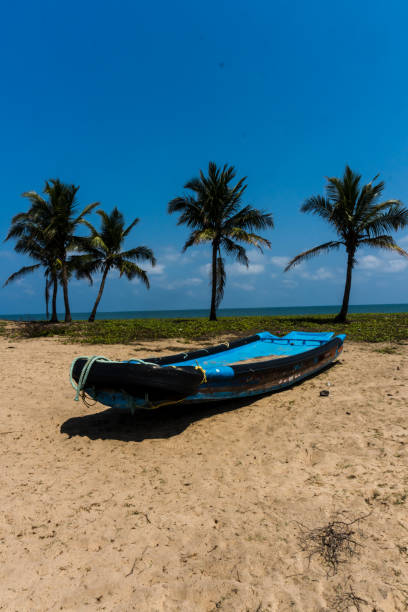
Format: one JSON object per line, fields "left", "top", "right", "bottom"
{"left": 1, "top": 303, "right": 408, "bottom": 321}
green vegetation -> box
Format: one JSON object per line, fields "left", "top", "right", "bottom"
{"left": 168, "top": 161, "right": 273, "bottom": 321}
{"left": 285, "top": 166, "right": 408, "bottom": 322}
{"left": 8, "top": 313, "right": 408, "bottom": 344}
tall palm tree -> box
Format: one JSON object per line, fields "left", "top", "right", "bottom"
{"left": 285, "top": 166, "right": 408, "bottom": 322}
{"left": 22, "top": 179, "right": 99, "bottom": 322}
{"left": 4, "top": 210, "right": 60, "bottom": 322}
{"left": 78, "top": 207, "right": 156, "bottom": 322}
{"left": 168, "top": 162, "right": 274, "bottom": 320}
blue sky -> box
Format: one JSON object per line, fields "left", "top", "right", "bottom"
{"left": 1, "top": 0, "right": 408, "bottom": 314}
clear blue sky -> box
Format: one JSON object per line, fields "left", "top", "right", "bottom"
{"left": 1, "top": 0, "right": 408, "bottom": 314}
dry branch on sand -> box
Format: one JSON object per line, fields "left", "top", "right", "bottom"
{"left": 329, "top": 583, "right": 371, "bottom": 611}
{"left": 296, "top": 512, "right": 371, "bottom": 576}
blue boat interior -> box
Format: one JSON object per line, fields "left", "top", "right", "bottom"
{"left": 128, "top": 331, "right": 345, "bottom": 382}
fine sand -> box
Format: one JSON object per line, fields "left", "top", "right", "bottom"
{"left": 1, "top": 333, "right": 408, "bottom": 611}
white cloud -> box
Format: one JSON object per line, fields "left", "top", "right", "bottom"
{"left": 358, "top": 253, "right": 408, "bottom": 274}
{"left": 161, "top": 248, "right": 181, "bottom": 263}
{"left": 300, "top": 266, "right": 334, "bottom": 281}
{"left": 282, "top": 279, "right": 298, "bottom": 289}
{"left": 160, "top": 248, "right": 197, "bottom": 264}
{"left": 130, "top": 262, "right": 165, "bottom": 284}
{"left": 200, "top": 263, "right": 211, "bottom": 276}
{"left": 226, "top": 262, "right": 264, "bottom": 276}
{"left": 145, "top": 263, "right": 165, "bottom": 276}
{"left": 271, "top": 256, "right": 290, "bottom": 269}
{"left": 388, "top": 259, "right": 408, "bottom": 272}
{"left": 358, "top": 255, "right": 380, "bottom": 270}
{"left": 231, "top": 281, "right": 255, "bottom": 291}
{"left": 245, "top": 249, "right": 266, "bottom": 263}
{"left": 8, "top": 277, "right": 36, "bottom": 295}
{"left": 163, "top": 277, "right": 203, "bottom": 290}
{"left": 199, "top": 248, "right": 267, "bottom": 278}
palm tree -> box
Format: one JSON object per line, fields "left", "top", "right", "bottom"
{"left": 22, "top": 179, "right": 99, "bottom": 322}
{"left": 285, "top": 166, "right": 408, "bottom": 322}
{"left": 168, "top": 162, "right": 274, "bottom": 320}
{"left": 78, "top": 207, "right": 156, "bottom": 322}
{"left": 4, "top": 210, "right": 60, "bottom": 322}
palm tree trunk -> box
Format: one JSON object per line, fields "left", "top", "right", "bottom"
{"left": 89, "top": 266, "right": 109, "bottom": 322}
{"left": 209, "top": 241, "right": 218, "bottom": 321}
{"left": 335, "top": 250, "right": 354, "bottom": 323}
{"left": 45, "top": 279, "right": 49, "bottom": 321}
{"left": 61, "top": 261, "right": 72, "bottom": 323}
{"left": 51, "top": 277, "right": 58, "bottom": 323}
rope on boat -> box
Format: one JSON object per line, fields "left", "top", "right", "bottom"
{"left": 194, "top": 362, "right": 207, "bottom": 383}
{"left": 69, "top": 355, "right": 158, "bottom": 402}
{"left": 70, "top": 355, "right": 208, "bottom": 409}
{"left": 70, "top": 355, "right": 113, "bottom": 401}
{"left": 142, "top": 394, "right": 187, "bottom": 411}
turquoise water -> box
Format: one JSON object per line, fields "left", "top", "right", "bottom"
{"left": 1, "top": 304, "right": 408, "bottom": 321}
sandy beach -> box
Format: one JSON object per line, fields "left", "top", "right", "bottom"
{"left": 1, "top": 333, "right": 408, "bottom": 611}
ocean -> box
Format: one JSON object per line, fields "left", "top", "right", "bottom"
{"left": 1, "top": 304, "right": 408, "bottom": 321}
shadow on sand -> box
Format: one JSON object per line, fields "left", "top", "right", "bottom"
{"left": 60, "top": 396, "right": 255, "bottom": 443}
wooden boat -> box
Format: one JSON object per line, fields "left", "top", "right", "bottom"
{"left": 70, "top": 331, "right": 345, "bottom": 411}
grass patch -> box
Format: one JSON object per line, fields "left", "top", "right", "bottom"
{"left": 375, "top": 345, "right": 400, "bottom": 354}
{"left": 5, "top": 312, "right": 408, "bottom": 344}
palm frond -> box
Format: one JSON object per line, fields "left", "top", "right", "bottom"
{"left": 300, "top": 195, "right": 333, "bottom": 221}
{"left": 80, "top": 218, "right": 98, "bottom": 235}
{"left": 227, "top": 228, "right": 271, "bottom": 251}
{"left": 90, "top": 235, "right": 108, "bottom": 252}
{"left": 120, "top": 246, "right": 156, "bottom": 264}
{"left": 359, "top": 235, "right": 408, "bottom": 257}
{"left": 95, "top": 208, "right": 111, "bottom": 226}
{"left": 122, "top": 217, "right": 140, "bottom": 238}
{"left": 3, "top": 264, "right": 41, "bottom": 287}
{"left": 224, "top": 206, "right": 274, "bottom": 232}
{"left": 363, "top": 205, "right": 408, "bottom": 237}
{"left": 21, "top": 191, "right": 48, "bottom": 208}
{"left": 354, "top": 177, "right": 385, "bottom": 223}
{"left": 215, "top": 255, "right": 226, "bottom": 309}
{"left": 183, "top": 178, "right": 205, "bottom": 194}
{"left": 221, "top": 237, "right": 249, "bottom": 266}
{"left": 183, "top": 229, "right": 215, "bottom": 251}
{"left": 168, "top": 197, "right": 189, "bottom": 214}
{"left": 285, "top": 241, "right": 343, "bottom": 271}
{"left": 118, "top": 260, "right": 150, "bottom": 287}
{"left": 74, "top": 201, "right": 99, "bottom": 224}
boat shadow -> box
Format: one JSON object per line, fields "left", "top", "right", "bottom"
{"left": 60, "top": 396, "right": 254, "bottom": 442}
{"left": 60, "top": 361, "right": 341, "bottom": 442}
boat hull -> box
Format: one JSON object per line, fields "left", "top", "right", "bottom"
{"left": 182, "top": 336, "right": 343, "bottom": 403}
{"left": 71, "top": 331, "right": 345, "bottom": 411}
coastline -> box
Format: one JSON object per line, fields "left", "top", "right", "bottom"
{"left": 1, "top": 302, "right": 408, "bottom": 321}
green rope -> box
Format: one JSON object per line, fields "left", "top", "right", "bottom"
{"left": 70, "top": 355, "right": 112, "bottom": 401}
{"left": 69, "top": 355, "right": 160, "bottom": 402}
